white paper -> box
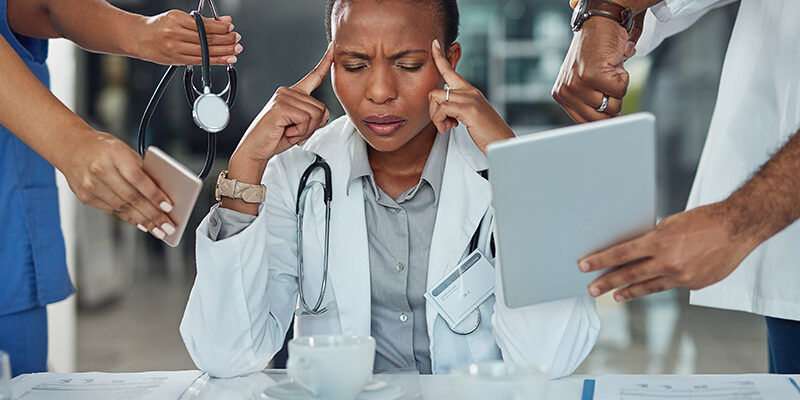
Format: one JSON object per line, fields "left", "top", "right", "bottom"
{"left": 11, "top": 370, "right": 203, "bottom": 400}
{"left": 594, "top": 374, "right": 800, "bottom": 400}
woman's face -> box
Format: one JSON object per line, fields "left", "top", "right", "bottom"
{"left": 330, "top": 0, "right": 461, "bottom": 153}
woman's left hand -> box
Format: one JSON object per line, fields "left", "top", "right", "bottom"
{"left": 428, "top": 39, "right": 514, "bottom": 154}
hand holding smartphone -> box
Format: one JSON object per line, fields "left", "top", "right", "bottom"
{"left": 142, "top": 147, "right": 203, "bottom": 247}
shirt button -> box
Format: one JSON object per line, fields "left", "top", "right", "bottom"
{"left": 210, "top": 218, "right": 218, "bottom": 227}
{"left": 399, "top": 313, "right": 408, "bottom": 322}
{"left": 396, "top": 263, "right": 405, "bottom": 272}
{"left": 393, "top": 208, "right": 401, "bottom": 213}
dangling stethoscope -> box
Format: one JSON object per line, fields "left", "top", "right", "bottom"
{"left": 296, "top": 155, "right": 333, "bottom": 316}
{"left": 137, "top": 0, "right": 237, "bottom": 180}
{"left": 295, "top": 157, "right": 493, "bottom": 336}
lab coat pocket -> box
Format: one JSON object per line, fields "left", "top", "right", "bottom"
{"left": 293, "top": 298, "right": 342, "bottom": 337}
{"left": 466, "top": 295, "right": 502, "bottom": 363}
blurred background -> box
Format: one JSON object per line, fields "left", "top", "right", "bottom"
{"left": 44, "top": 0, "right": 763, "bottom": 375}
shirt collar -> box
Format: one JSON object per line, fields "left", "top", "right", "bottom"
{"left": 347, "top": 131, "right": 450, "bottom": 203}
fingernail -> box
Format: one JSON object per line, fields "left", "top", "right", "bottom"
{"left": 136, "top": 224, "right": 148, "bottom": 232}
{"left": 589, "top": 285, "right": 601, "bottom": 297}
{"left": 579, "top": 260, "right": 590, "bottom": 272}
{"left": 234, "top": 44, "right": 243, "bottom": 53}
{"left": 161, "top": 223, "right": 176, "bottom": 236}
{"left": 227, "top": 56, "right": 238, "bottom": 64}
{"left": 152, "top": 227, "right": 166, "bottom": 240}
{"left": 159, "top": 201, "right": 173, "bottom": 213}
{"left": 614, "top": 293, "right": 626, "bottom": 302}
{"left": 235, "top": 32, "right": 241, "bottom": 41}
{"left": 432, "top": 39, "right": 441, "bottom": 50}
{"left": 229, "top": 24, "right": 234, "bottom": 32}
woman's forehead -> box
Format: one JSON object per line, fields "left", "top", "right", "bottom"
{"left": 331, "top": 0, "right": 443, "bottom": 48}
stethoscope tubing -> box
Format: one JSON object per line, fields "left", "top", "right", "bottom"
{"left": 294, "top": 159, "right": 488, "bottom": 335}
{"left": 136, "top": 0, "right": 235, "bottom": 181}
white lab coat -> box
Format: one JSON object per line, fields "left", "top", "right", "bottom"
{"left": 637, "top": 0, "right": 800, "bottom": 321}
{"left": 180, "top": 116, "right": 600, "bottom": 378}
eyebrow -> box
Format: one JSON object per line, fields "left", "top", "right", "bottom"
{"left": 336, "top": 49, "right": 428, "bottom": 61}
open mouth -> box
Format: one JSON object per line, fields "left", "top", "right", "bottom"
{"left": 363, "top": 115, "right": 407, "bottom": 136}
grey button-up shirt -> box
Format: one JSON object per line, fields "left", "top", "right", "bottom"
{"left": 348, "top": 132, "right": 448, "bottom": 374}
{"left": 207, "top": 132, "right": 449, "bottom": 375}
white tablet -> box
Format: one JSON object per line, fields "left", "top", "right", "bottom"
{"left": 487, "top": 113, "right": 656, "bottom": 308}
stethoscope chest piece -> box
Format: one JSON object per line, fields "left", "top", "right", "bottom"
{"left": 192, "top": 92, "right": 230, "bottom": 133}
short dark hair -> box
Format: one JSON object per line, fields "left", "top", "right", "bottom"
{"left": 325, "top": 0, "right": 459, "bottom": 45}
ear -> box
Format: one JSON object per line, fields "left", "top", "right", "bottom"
{"left": 446, "top": 42, "right": 462, "bottom": 71}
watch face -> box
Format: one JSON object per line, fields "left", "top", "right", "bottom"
{"left": 571, "top": 0, "right": 590, "bottom": 31}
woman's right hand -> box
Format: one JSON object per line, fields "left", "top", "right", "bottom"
{"left": 230, "top": 43, "right": 334, "bottom": 176}
{"left": 57, "top": 130, "right": 176, "bottom": 241}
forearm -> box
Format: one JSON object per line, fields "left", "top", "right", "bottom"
{"left": 8, "top": 0, "right": 145, "bottom": 58}
{"left": 725, "top": 130, "right": 800, "bottom": 245}
{"left": 0, "top": 37, "right": 95, "bottom": 172}
{"left": 221, "top": 151, "right": 269, "bottom": 216}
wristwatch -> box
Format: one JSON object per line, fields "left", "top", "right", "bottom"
{"left": 215, "top": 170, "right": 266, "bottom": 203}
{"left": 571, "top": 0, "right": 634, "bottom": 34}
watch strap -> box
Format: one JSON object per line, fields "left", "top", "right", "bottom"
{"left": 573, "top": 0, "right": 634, "bottom": 34}
{"left": 216, "top": 170, "right": 266, "bottom": 203}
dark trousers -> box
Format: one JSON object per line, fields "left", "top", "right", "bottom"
{"left": 0, "top": 306, "right": 48, "bottom": 377}
{"left": 766, "top": 316, "right": 800, "bottom": 374}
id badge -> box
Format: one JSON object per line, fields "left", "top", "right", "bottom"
{"left": 424, "top": 250, "right": 495, "bottom": 328}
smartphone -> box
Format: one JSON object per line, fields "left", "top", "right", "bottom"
{"left": 142, "top": 146, "right": 203, "bottom": 247}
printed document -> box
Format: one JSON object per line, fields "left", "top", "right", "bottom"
{"left": 594, "top": 374, "right": 800, "bottom": 400}
{"left": 11, "top": 370, "right": 203, "bottom": 400}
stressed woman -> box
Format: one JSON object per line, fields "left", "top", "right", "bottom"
{"left": 180, "top": 0, "right": 599, "bottom": 378}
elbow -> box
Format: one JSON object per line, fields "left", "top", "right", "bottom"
{"left": 180, "top": 316, "right": 269, "bottom": 379}
{"left": 548, "top": 296, "right": 601, "bottom": 378}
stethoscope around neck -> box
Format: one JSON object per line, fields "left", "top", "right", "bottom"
{"left": 294, "top": 158, "right": 490, "bottom": 336}
{"left": 137, "top": 0, "right": 237, "bottom": 180}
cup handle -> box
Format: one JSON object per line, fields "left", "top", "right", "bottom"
{"left": 287, "top": 356, "right": 317, "bottom": 396}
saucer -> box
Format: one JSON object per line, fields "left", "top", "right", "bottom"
{"left": 263, "top": 379, "right": 404, "bottom": 400}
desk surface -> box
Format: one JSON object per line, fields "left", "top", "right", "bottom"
{"left": 13, "top": 370, "right": 800, "bottom": 400}
{"left": 180, "top": 370, "right": 584, "bottom": 399}
{"left": 180, "top": 370, "right": 800, "bottom": 399}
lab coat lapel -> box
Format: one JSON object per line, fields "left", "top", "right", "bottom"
{"left": 425, "top": 126, "right": 492, "bottom": 337}
{"left": 304, "top": 119, "right": 372, "bottom": 337}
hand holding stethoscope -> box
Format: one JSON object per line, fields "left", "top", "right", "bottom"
{"left": 427, "top": 39, "right": 515, "bottom": 155}
{"left": 232, "top": 43, "right": 334, "bottom": 169}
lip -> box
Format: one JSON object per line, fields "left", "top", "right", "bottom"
{"left": 362, "top": 115, "right": 407, "bottom": 136}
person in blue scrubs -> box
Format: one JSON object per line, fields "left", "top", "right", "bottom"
{"left": 0, "top": 0, "right": 242, "bottom": 377}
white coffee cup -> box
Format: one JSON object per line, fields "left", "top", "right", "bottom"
{"left": 287, "top": 335, "right": 375, "bottom": 400}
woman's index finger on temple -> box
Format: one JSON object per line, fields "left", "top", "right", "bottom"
{"left": 431, "top": 39, "right": 468, "bottom": 89}
{"left": 292, "top": 42, "right": 335, "bottom": 95}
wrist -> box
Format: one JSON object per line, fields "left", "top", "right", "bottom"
{"left": 228, "top": 151, "right": 269, "bottom": 185}
{"left": 719, "top": 195, "right": 773, "bottom": 250}
{"left": 122, "top": 14, "right": 149, "bottom": 59}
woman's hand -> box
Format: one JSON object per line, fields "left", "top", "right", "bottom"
{"left": 58, "top": 130, "right": 176, "bottom": 241}
{"left": 223, "top": 43, "right": 334, "bottom": 215}
{"left": 133, "top": 10, "right": 242, "bottom": 65}
{"left": 231, "top": 43, "right": 334, "bottom": 172}
{"left": 428, "top": 39, "right": 514, "bottom": 154}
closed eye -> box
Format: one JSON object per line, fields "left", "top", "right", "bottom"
{"left": 343, "top": 64, "right": 367, "bottom": 72}
{"left": 398, "top": 64, "right": 423, "bottom": 71}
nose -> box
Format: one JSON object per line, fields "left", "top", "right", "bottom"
{"left": 365, "top": 64, "right": 397, "bottom": 105}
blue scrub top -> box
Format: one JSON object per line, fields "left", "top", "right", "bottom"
{"left": 0, "top": 0, "right": 74, "bottom": 316}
